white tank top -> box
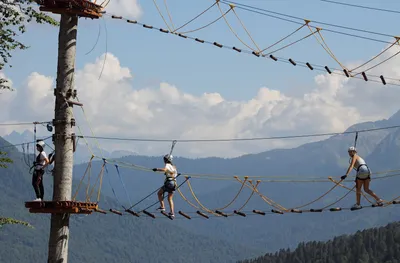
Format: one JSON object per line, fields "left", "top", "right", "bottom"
{"left": 164, "top": 163, "right": 177, "bottom": 179}
{"left": 354, "top": 156, "right": 367, "bottom": 170}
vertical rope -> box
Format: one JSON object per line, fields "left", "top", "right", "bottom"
{"left": 354, "top": 132, "right": 359, "bottom": 148}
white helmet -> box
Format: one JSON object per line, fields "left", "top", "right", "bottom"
{"left": 36, "top": 140, "right": 45, "bottom": 149}
{"left": 163, "top": 154, "right": 173, "bottom": 162}
{"left": 348, "top": 146, "right": 356, "bottom": 152}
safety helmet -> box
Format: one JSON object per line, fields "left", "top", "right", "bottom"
{"left": 348, "top": 146, "right": 356, "bottom": 152}
{"left": 163, "top": 154, "right": 173, "bottom": 162}
{"left": 36, "top": 140, "right": 45, "bottom": 149}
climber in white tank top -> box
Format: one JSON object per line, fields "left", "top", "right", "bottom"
{"left": 152, "top": 154, "right": 177, "bottom": 219}
{"left": 341, "top": 146, "right": 383, "bottom": 209}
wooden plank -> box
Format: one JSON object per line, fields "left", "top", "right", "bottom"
{"left": 39, "top": 7, "right": 102, "bottom": 19}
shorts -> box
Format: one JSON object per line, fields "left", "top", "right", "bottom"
{"left": 162, "top": 180, "right": 176, "bottom": 193}
{"left": 355, "top": 165, "right": 371, "bottom": 181}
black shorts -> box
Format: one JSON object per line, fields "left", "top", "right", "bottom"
{"left": 162, "top": 180, "right": 176, "bottom": 193}
{"left": 355, "top": 176, "right": 371, "bottom": 182}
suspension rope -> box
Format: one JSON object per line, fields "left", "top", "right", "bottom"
{"left": 216, "top": 1, "right": 258, "bottom": 52}
{"left": 72, "top": 156, "right": 94, "bottom": 201}
{"left": 139, "top": 175, "right": 191, "bottom": 213}
{"left": 263, "top": 29, "right": 318, "bottom": 56}
{"left": 169, "top": 140, "right": 177, "bottom": 156}
{"left": 172, "top": 2, "right": 218, "bottom": 33}
{"left": 103, "top": 159, "right": 125, "bottom": 209}
{"left": 328, "top": 177, "right": 374, "bottom": 204}
{"left": 87, "top": 162, "right": 106, "bottom": 203}
{"left": 163, "top": 0, "right": 175, "bottom": 31}
{"left": 306, "top": 23, "right": 349, "bottom": 72}
{"left": 185, "top": 179, "right": 222, "bottom": 216}
{"left": 287, "top": 177, "right": 345, "bottom": 210}
{"left": 115, "top": 164, "right": 133, "bottom": 208}
{"left": 178, "top": 6, "right": 232, "bottom": 35}
{"left": 231, "top": 7, "right": 262, "bottom": 53}
{"left": 152, "top": 0, "right": 173, "bottom": 32}
{"left": 176, "top": 187, "right": 216, "bottom": 214}
{"left": 226, "top": 180, "right": 261, "bottom": 216}
{"left": 352, "top": 49, "right": 400, "bottom": 77}
{"left": 236, "top": 177, "right": 287, "bottom": 211}
{"left": 349, "top": 38, "right": 400, "bottom": 72}
{"left": 236, "top": 180, "right": 260, "bottom": 210}
{"left": 260, "top": 23, "right": 307, "bottom": 53}
{"left": 318, "top": 185, "right": 355, "bottom": 210}
{"left": 354, "top": 131, "right": 359, "bottom": 148}
{"left": 214, "top": 176, "right": 248, "bottom": 210}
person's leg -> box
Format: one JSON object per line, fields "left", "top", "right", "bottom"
{"left": 157, "top": 187, "right": 165, "bottom": 210}
{"left": 167, "top": 192, "right": 174, "bottom": 215}
{"left": 355, "top": 179, "right": 362, "bottom": 206}
{"left": 363, "top": 179, "right": 383, "bottom": 203}
{"left": 38, "top": 170, "right": 44, "bottom": 200}
{"left": 32, "top": 171, "right": 41, "bottom": 200}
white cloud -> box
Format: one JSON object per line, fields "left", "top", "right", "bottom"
{"left": 104, "top": 0, "right": 143, "bottom": 19}
{"left": 1, "top": 44, "right": 400, "bottom": 158}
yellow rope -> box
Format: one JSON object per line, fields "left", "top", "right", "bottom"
{"left": 172, "top": 2, "right": 218, "bottom": 33}
{"left": 100, "top": 0, "right": 111, "bottom": 8}
{"left": 164, "top": 0, "right": 175, "bottom": 31}
{"left": 319, "top": 186, "right": 355, "bottom": 210}
{"left": 287, "top": 178, "right": 344, "bottom": 210}
{"left": 216, "top": 1, "right": 258, "bottom": 52}
{"left": 178, "top": 8, "right": 232, "bottom": 35}
{"left": 264, "top": 29, "right": 317, "bottom": 56}
{"left": 228, "top": 180, "right": 260, "bottom": 215}
{"left": 236, "top": 178, "right": 287, "bottom": 211}
{"left": 349, "top": 38, "right": 399, "bottom": 72}
{"left": 185, "top": 180, "right": 221, "bottom": 216}
{"left": 328, "top": 177, "right": 374, "bottom": 204}
{"left": 352, "top": 49, "right": 400, "bottom": 77}
{"left": 231, "top": 7, "right": 262, "bottom": 53}
{"left": 177, "top": 185, "right": 221, "bottom": 216}
{"left": 214, "top": 176, "right": 248, "bottom": 210}
{"left": 316, "top": 29, "right": 349, "bottom": 71}
{"left": 72, "top": 156, "right": 94, "bottom": 201}
{"left": 152, "top": 0, "right": 173, "bottom": 32}
{"left": 383, "top": 195, "right": 400, "bottom": 207}
{"left": 260, "top": 23, "right": 306, "bottom": 53}
{"left": 306, "top": 22, "right": 349, "bottom": 72}
{"left": 87, "top": 163, "right": 105, "bottom": 202}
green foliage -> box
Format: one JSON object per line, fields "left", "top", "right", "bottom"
{"left": 239, "top": 222, "right": 400, "bottom": 263}
{"left": 0, "top": 0, "right": 59, "bottom": 90}
{"left": 0, "top": 151, "right": 13, "bottom": 168}
{"left": 0, "top": 217, "right": 32, "bottom": 228}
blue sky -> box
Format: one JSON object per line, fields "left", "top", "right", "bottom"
{"left": 5, "top": 0, "right": 400, "bottom": 100}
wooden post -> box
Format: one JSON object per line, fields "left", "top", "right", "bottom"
{"left": 47, "top": 13, "right": 78, "bottom": 263}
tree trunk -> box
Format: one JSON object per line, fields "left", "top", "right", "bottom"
{"left": 47, "top": 13, "right": 78, "bottom": 263}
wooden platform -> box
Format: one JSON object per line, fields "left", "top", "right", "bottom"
{"left": 35, "top": 0, "right": 104, "bottom": 19}
{"left": 25, "top": 201, "right": 98, "bottom": 214}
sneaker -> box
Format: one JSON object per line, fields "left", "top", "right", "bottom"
{"left": 157, "top": 207, "right": 165, "bottom": 212}
{"left": 376, "top": 199, "right": 384, "bottom": 206}
{"left": 168, "top": 212, "right": 175, "bottom": 219}
{"left": 352, "top": 203, "right": 361, "bottom": 209}
{"left": 33, "top": 198, "right": 41, "bottom": 202}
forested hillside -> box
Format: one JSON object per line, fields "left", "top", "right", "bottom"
{"left": 239, "top": 221, "right": 400, "bottom": 263}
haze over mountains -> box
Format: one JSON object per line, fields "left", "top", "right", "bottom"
{"left": 1, "top": 109, "right": 400, "bottom": 262}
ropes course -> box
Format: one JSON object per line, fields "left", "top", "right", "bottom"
{"left": 21, "top": 104, "right": 400, "bottom": 220}
{"left": 1, "top": 0, "right": 397, "bottom": 222}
